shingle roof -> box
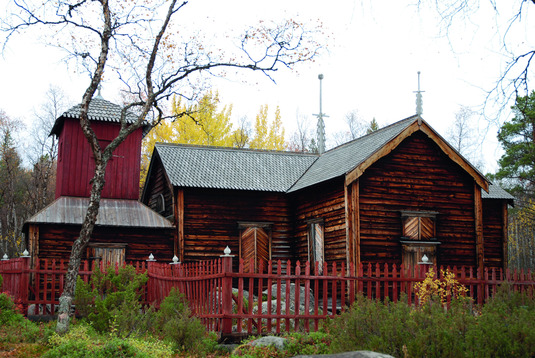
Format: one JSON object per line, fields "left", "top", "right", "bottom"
{"left": 483, "top": 183, "right": 515, "bottom": 201}
{"left": 24, "top": 197, "right": 173, "bottom": 229}
{"left": 50, "top": 97, "right": 143, "bottom": 136}
{"left": 288, "top": 116, "right": 417, "bottom": 192}
{"left": 156, "top": 143, "right": 318, "bottom": 192}
{"left": 152, "top": 115, "right": 511, "bottom": 200}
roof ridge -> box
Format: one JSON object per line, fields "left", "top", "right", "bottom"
{"left": 155, "top": 142, "right": 319, "bottom": 157}
{"left": 322, "top": 115, "right": 418, "bottom": 154}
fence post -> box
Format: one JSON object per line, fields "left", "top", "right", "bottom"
{"left": 220, "top": 247, "right": 234, "bottom": 336}
{"left": 21, "top": 250, "right": 31, "bottom": 316}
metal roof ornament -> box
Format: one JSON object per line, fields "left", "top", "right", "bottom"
{"left": 414, "top": 71, "right": 424, "bottom": 125}
{"left": 313, "top": 74, "right": 329, "bottom": 154}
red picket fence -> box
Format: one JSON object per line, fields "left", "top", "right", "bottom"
{"left": 1, "top": 255, "right": 535, "bottom": 337}
{"left": 145, "top": 256, "right": 535, "bottom": 336}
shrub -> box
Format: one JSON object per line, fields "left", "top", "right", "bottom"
{"left": 153, "top": 287, "right": 211, "bottom": 353}
{"left": 0, "top": 291, "right": 54, "bottom": 345}
{"left": 464, "top": 283, "right": 535, "bottom": 358}
{"left": 75, "top": 264, "right": 149, "bottom": 335}
{"left": 415, "top": 267, "right": 469, "bottom": 306}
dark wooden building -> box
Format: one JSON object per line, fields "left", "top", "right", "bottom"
{"left": 141, "top": 116, "right": 513, "bottom": 272}
{"left": 24, "top": 97, "right": 174, "bottom": 266}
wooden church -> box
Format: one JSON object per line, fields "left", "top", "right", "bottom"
{"left": 24, "top": 95, "right": 513, "bottom": 274}
{"left": 141, "top": 116, "right": 513, "bottom": 273}
{"left": 24, "top": 96, "right": 174, "bottom": 267}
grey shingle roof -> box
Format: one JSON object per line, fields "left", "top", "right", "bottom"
{"left": 156, "top": 143, "right": 318, "bottom": 192}
{"left": 482, "top": 183, "right": 515, "bottom": 201}
{"left": 50, "top": 97, "right": 142, "bottom": 136}
{"left": 24, "top": 197, "right": 173, "bottom": 228}
{"left": 288, "top": 116, "right": 417, "bottom": 192}
{"left": 153, "top": 115, "right": 511, "bottom": 201}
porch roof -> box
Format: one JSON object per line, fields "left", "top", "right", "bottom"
{"left": 24, "top": 196, "right": 173, "bottom": 229}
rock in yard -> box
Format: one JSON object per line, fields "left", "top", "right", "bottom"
{"left": 248, "top": 336, "right": 287, "bottom": 350}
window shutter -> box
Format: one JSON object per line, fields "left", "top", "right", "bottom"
{"left": 308, "top": 222, "right": 324, "bottom": 274}
{"left": 420, "top": 217, "right": 435, "bottom": 240}
{"left": 404, "top": 217, "right": 420, "bottom": 240}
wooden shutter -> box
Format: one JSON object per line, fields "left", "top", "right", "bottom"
{"left": 403, "top": 216, "right": 435, "bottom": 240}
{"left": 90, "top": 245, "right": 126, "bottom": 267}
{"left": 404, "top": 217, "right": 420, "bottom": 240}
{"left": 240, "top": 227, "right": 270, "bottom": 273}
{"left": 420, "top": 217, "right": 435, "bottom": 240}
{"left": 308, "top": 222, "right": 324, "bottom": 273}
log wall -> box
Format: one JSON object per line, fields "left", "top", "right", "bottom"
{"left": 181, "top": 188, "right": 293, "bottom": 267}
{"left": 143, "top": 154, "right": 174, "bottom": 219}
{"left": 291, "top": 178, "right": 347, "bottom": 265}
{"left": 482, "top": 199, "right": 507, "bottom": 269}
{"left": 33, "top": 224, "right": 174, "bottom": 262}
{"left": 358, "top": 131, "right": 477, "bottom": 267}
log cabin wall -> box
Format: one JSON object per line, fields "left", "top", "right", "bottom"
{"left": 56, "top": 119, "right": 142, "bottom": 200}
{"left": 32, "top": 224, "right": 174, "bottom": 262}
{"left": 291, "top": 177, "right": 347, "bottom": 266}
{"left": 143, "top": 155, "right": 175, "bottom": 220}
{"left": 482, "top": 199, "right": 507, "bottom": 269}
{"left": 358, "top": 131, "right": 477, "bottom": 267}
{"left": 181, "top": 188, "right": 292, "bottom": 269}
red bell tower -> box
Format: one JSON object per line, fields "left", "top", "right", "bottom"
{"left": 51, "top": 97, "right": 145, "bottom": 200}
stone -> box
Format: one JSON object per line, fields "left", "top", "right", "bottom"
{"left": 264, "top": 283, "right": 315, "bottom": 310}
{"left": 248, "top": 336, "right": 287, "bottom": 350}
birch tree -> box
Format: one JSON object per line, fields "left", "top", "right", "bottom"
{"left": 2, "top": 0, "right": 322, "bottom": 333}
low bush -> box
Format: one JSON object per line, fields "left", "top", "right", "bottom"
{"left": 328, "top": 285, "right": 535, "bottom": 358}
{"left": 232, "top": 331, "right": 332, "bottom": 358}
{"left": 0, "top": 286, "right": 54, "bottom": 347}
{"left": 74, "top": 267, "right": 216, "bottom": 355}
{"left": 74, "top": 264, "right": 149, "bottom": 335}
{"left": 44, "top": 323, "right": 174, "bottom": 358}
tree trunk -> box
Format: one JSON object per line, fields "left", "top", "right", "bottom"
{"left": 56, "top": 160, "right": 107, "bottom": 334}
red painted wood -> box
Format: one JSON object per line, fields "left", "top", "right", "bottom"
{"left": 55, "top": 119, "right": 142, "bottom": 200}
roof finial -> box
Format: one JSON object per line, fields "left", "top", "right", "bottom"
{"left": 313, "top": 74, "right": 329, "bottom": 154}
{"left": 95, "top": 84, "right": 103, "bottom": 99}
{"left": 414, "top": 71, "right": 424, "bottom": 125}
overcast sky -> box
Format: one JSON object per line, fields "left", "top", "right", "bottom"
{"left": 1, "top": 1, "right": 533, "bottom": 173}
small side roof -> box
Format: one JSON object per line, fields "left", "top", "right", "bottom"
{"left": 24, "top": 197, "right": 173, "bottom": 229}
{"left": 50, "top": 97, "right": 147, "bottom": 137}
{"left": 483, "top": 183, "right": 515, "bottom": 203}
{"left": 155, "top": 143, "right": 318, "bottom": 192}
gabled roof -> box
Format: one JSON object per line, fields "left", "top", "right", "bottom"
{"left": 155, "top": 143, "right": 317, "bottom": 192}
{"left": 24, "top": 196, "right": 173, "bottom": 229}
{"left": 50, "top": 97, "right": 145, "bottom": 136}
{"left": 149, "top": 116, "right": 496, "bottom": 195}
{"left": 288, "top": 116, "right": 417, "bottom": 192}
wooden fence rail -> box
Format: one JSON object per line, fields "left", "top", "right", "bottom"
{"left": 1, "top": 255, "right": 535, "bottom": 337}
